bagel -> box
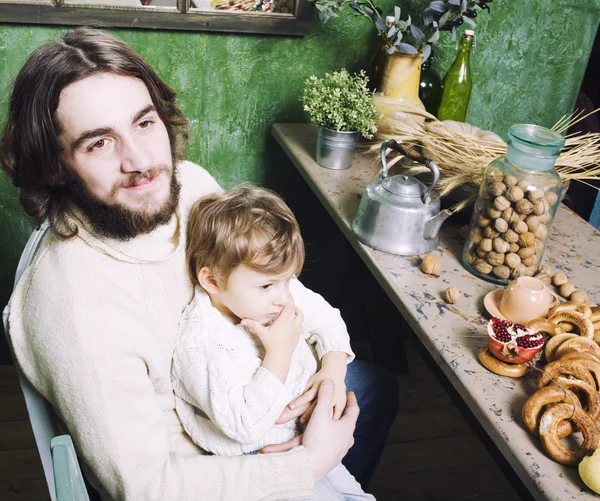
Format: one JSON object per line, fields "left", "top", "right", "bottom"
{"left": 536, "top": 358, "right": 596, "bottom": 389}
{"left": 522, "top": 384, "right": 581, "bottom": 437}
{"left": 553, "top": 337, "right": 600, "bottom": 364}
{"left": 592, "top": 307, "right": 600, "bottom": 323}
{"left": 539, "top": 403, "right": 599, "bottom": 465}
{"left": 478, "top": 346, "right": 528, "bottom": 378}
{"left": 556, "top": 348, "right": 600, "bottom": 364}
{"left": 549, "top": 300, "right": 592, "bottom": 319}
{"left": 549, "top": 311, "right": 595, "bottom": 339}
{"left": 544, "top": 333, "right": 578, "bottom": 362}
{"left": 526, "top": 318, "right": 562, "bottom": 336}
{"left": 551, "top": 376, "right": 600, "bottom": 437}
{"left": 574, "top": 358, "right": 600, "bottom": 391}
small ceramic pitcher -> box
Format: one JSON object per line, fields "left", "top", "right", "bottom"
{"left": 499, "top": 276, "right": 556, "bottom": 325}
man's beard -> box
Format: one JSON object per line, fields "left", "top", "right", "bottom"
{"left": 65, "top": 166, "right": 181, "bottom": 241}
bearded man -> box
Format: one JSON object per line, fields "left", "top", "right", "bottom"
{"left": 0, "top": 28, "right": 398, "bottom": 501}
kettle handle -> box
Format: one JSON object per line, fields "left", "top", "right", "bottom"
{"left": 381, "top": 140, "right": 441, "bottom": 204}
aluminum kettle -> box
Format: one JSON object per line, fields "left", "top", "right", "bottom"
{"left": 352, "top": 140, "right": 452, "bottom": 256}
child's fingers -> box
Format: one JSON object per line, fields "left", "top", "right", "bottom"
{"left": 240, "top": 319, "right": 263, "bottom": 336}
{"left": 290, "top": 386, "right": 317, "bottom": 410}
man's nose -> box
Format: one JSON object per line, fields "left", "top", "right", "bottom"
{"left": 120, "top": 135, "right": 153, "bottom": 173}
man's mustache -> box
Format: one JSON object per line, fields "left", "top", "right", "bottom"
{"left": 113, "top": 166, "right": 171, "bottom": 193}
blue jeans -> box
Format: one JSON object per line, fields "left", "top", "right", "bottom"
{"left": 342, "top": 360, "right": 399, "bottom": 489}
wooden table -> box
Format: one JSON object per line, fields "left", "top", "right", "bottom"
{"left": 273, "top": 123, "right": 600, "bottom": 501}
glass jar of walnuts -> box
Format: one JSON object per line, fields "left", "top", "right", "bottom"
{"left": 462, "top": 124, "right": 565, "bottom": 285}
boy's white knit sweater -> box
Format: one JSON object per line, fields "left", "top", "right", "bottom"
{"left": 172, "top": 281, "right": 355, "bottom": 456}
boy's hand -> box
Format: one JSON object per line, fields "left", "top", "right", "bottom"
{"left": 289, "top": 363, "right": 347, "bottom": 421}
{"left": 241, "top": 301, "right": 304, "bottom": 383}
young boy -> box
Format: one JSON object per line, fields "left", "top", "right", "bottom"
{"left": 171, "top": 185, "right": 375, "bottom": 500}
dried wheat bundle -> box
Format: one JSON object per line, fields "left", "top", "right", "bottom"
{"left": 362, "top": 107, "right": 600, "bottom": 208}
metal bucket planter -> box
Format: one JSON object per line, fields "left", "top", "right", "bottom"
{"left": 316, "top": 127, "right": 359, "bottom": 170}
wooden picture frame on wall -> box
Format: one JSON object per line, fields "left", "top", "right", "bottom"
{"left": 0, "top": 0, "right": 314, "bottom": 37}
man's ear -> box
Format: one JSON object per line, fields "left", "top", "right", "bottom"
{"left": 197, "top": 267, "right": 221, "bottom": 295}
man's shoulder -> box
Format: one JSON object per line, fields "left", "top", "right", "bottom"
{"left": 178, "top": 161, "right": 223, "bottom": 216}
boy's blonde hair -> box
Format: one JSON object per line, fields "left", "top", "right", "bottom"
{"left": 186, "top": 184, "right": 305, "bottom": 288}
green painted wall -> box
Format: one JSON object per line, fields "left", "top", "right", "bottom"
{"left": 0, "top": 1, "right": 598, "bottom": 357}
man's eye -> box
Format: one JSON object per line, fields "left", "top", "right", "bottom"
{"left": 89, "top": 139, "right": 106, "bottom": 151}
{"left": 139, "top": 120, "right": 152, "bottom": 129}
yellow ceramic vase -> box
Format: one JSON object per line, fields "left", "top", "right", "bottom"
{"left": 375, "top": 51, "right": 426, "bottom": 120}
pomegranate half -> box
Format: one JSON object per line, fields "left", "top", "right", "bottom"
{"left": 487, "top": 317, "right": 545, "bottom": 364}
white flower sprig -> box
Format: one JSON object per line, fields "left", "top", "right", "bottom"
{"left": 301, "top": 69, "right": 380, "bottom": 139}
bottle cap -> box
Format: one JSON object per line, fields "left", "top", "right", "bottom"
{"left": 464, "top": 30, "right": 475, "bottom": 37}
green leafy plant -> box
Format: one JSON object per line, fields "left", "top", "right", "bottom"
{"left": 301, "top": 69, "right": 381, "bottom": 138}
{"left": 309, "top": 0, "right": 492, "bottom": 61}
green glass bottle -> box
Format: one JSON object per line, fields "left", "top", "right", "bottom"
{"left": 437, "top": 30, "right": 475, "bottom": 122}
{"left": 419, "top": 49, "right": 442, "bottom": 116}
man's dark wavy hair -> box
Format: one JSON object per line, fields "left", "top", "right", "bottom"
{"left": 0, "top": 28, "right": 189, "bottom": 239}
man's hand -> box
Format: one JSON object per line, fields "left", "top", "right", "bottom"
{"left": 261, "top": 379, "right": 359, "bottom": 482}
{"left": 241, "top": 301, "right": 303, "bottom": 383}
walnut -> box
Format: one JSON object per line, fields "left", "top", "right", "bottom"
{"left": 502, "top": 207, "right": 517, "bottom": 223}
{"left": 527, "top": 188, "right": 544, "bottom": 202}
{"left": 545, "top": 191, "right": 559, "bottom": 206}
{"left": 476, "top": 247, "right": 488, "bottom": 258}
{"left": 503, "top": 174, "right": 518, "bottom": 187}
{"left": 486, "top": 251, "right": 505, "bottom": 266}
{"left": 518, "top": 246, "right": 536, "bottom": 259}
{"left": 552, "top": 272, "right": 568, "bottom": 287}
{"left": 515, "top": 199, "right": 534, "bottom": 215}
{"left": 559, "top": 282, "right": 576, "bottom": 298}
{"left": 512, "top": 220, "right": 528, "bottom": 234}
{"left": 518, "top": 232, "right": 535, "bottom": 248}
{"left": 473, "top": 259, "right": 493, "bottom": 275}
{"left": 534, "top": 224, "right": 548, "bottom": 240}
{"left": 488, "top": 207, "right": 502, "bottom": 219}
{"left": 421, "top": 254, "right": 441, "bottom": 276}
{"left": 492, "top": 265, "right": 511, "bottom": 279}
{"left": 509, "top": 243, "right": 520, "bottom": 253}
{"left": 538, "top": 212, "right": 552, "bottom": 224}
{"left": 534, "top": 238, "right": 544, "bottom": 254}
{"left": 517, "top": 180, "right": 531, "bottom": 192}
{"left": 488, "top": 170, "right": 504, "bottom": 183}
{"left": 525, "top": 215, "right": 540, "bottom": 232}
{"left": 505, "top": 252, "right": 522, "bottom": 269}
{"left": 494, "top": 218, "right": 508, "bottom": 233}
{"left": 479, "top": 238, "right": 493, "bottom": 252}
{"left": 538, "top": 267, "right": 552, "bottom": 276}
{"left": 492, "top": 237, "right": 510, "bottom": 254}
{"left": 489, "top": 182, "right": 507, "bottom": 197}
{"left": 570, "top": 291, "right": 588, "bottom": 304}
{"left": 522, "top": 255, "right": 538, "bottom": 268}
{"left": 506, "top": 186, "right": 524, "bottom": 202}
{"left": 483, "top": 226, "right": 500, "bottom": 239}
{"left": 478, "top": 216, "right": 491, "bottom": 228}
{"left": 464, "top": 252, "right": 477, "bottom": 265}
{"left": 502, "top": 229, "right": 519, "bottom": 243}
{"left": 534, "top": 199, "right": 550, "bottom": 216}
{"left": 534, "top": 271, "right": 552, "bottom": 286}
{"left": 512, "top": 264, "right": 533, "bottom": 278}
{"left": 470, "top": 227, "right": 483, "bottom": 245}
{"left": 459, "top": 225, "right": 469, "bottom": 239}
{"left": 493, "top": 196, "right": 511, "bottom": 211}
{"left": 444, "top": 287, "right": 461, "bottom": 304}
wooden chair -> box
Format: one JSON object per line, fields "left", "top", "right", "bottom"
{"left": 2, "top": 221, "right": 90, "bottom": 501}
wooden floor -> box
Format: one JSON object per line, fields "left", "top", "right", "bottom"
{"left": 0, "top": 339, "right": 523, "bottom": 501}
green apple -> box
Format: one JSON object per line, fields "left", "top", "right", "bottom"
{"left": 579, "top": 448, "right": 600, "bottom": 494}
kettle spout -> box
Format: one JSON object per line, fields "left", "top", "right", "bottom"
{"left": 424, "top": 209, "right": 452, "bottom": 241}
